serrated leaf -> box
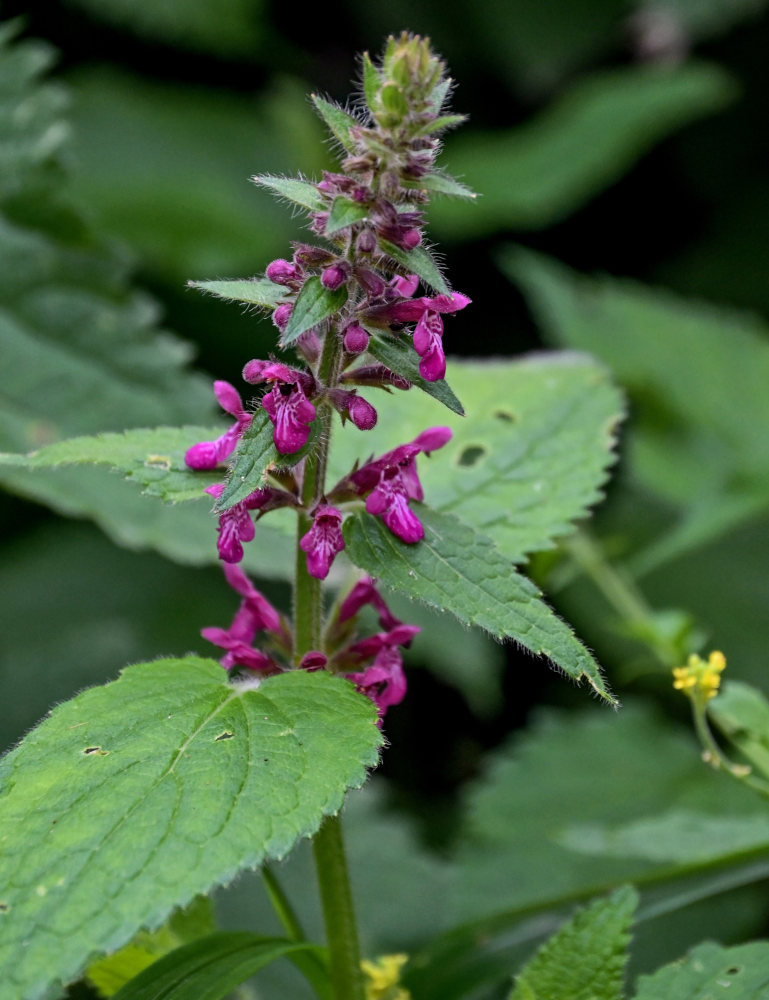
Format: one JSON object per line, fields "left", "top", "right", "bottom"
{"left": 402, "top": 171, "right": 477, "bottom": 199}
{"left": 510, "top": 886, "right": 637, "bottom": 1000}
{"left": 325, "top": 196, "right": 369, "bottom": 236}
{"left": 361, "top": 52, "right": 379, "bottom": 110}
{"left": 217, "top": 407, "right": 320, "bottom": 511}
{"left": 189, "top": 278, "right": 289, "bottom": 309}
{"left": 343, "top": 508, "right": 613, "bottom": 702}
{"left": 432, "top": 62, "right": 736, "bottom": 237}
{"left": 0, "top": 426, "right": 221, "bottom": 502}
{"left": 378, "top": 240, "right": 449, "bottom": 294}
{"left": 310, "top": 95, "right": 358, "bottom": 153}
{"left": 251, "top": 174, "right": 326, "bottom": 213}
{"left": 364, "top": 332, "right": 464, "bottom": 415}
{"left": 329, "top": 354, "right": 622, "bottom": 566}
{"left": 110, "top": 933, "right": 330, "bottom": 1000}
{"left": 506, "top": 247, "right": 769, "bottom": 569}
{"left": 0, "top": 660, "right": 381, "bottom": 1000}
{"left": 633, "top": 940, "right": 769, "bottom": 999}
{"left": 281, "top": 275, "right": 348, "bottom": 346}
{"left": 708, "top": 681, "right": 769, "bottom": 780}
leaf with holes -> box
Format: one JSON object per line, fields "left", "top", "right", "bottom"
{"left": 189, "top": 279, "right": 290, "bottom": 309}
{"left": 329, "top": 354, "right": 622, "bottom": 565}
{"left": 510, "top": 886, "right": 637, "bottom": 1000}
{"left": 364, "top": 332, "right": 464, "bottom": 416}
{"left": 281, "top": 276, "right": 348, "bottom": 346}
{"left": 0, "top": 660, "right": 381, "bottom": 1000}
{"left": 343, "top": 508, "right": 614, "bottom": 702}
{"left": 633, "top": 941, "right": 769, "bottom": 999}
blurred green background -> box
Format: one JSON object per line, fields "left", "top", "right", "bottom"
{"left": 2, "top": 0, "right": 769, "bottom": 994}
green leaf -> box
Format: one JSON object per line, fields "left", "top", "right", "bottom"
{"left": 281, "top": 275, "right": 348, "bottom": 346}
{"left": 510, "top": 886, "right": 637, "bottom": 1000}
{"left": 251, "top": 174, "right": 326, "bottom": 213}
{"left": 329, "top": 354, "right": 622, "bottom": 566}
{"left": 364, "top": 332, "right": 465, "bottom": 416}
{"left": 325, "top": 196, "right": 369, "bottom": 236}
{"left": 343, "top": 508, "right": 614, "bottom": 702}
{"left": 189, "top": 278, "right": 289, "bottom": 309}
{"left": 709, "top": 681, "right": 769, "bottom": 780}
{"left": 310, "top": 94, "right": 358, "bottom": 152}
{"left": 361, "top": 52, "right": 379, "bottom": 110}
{"left": 633, "top": 940, "right": 769, "bottom": 999}
{"left": 402, "top": 171, "right": 477, "bottom": 200}
{"left": 378, "top": 240, "right": 449, "bottom": 294}
{"left": 413, "top": 114, "right": 468, "bottom": 136}
{"left": 432, "top": 62, "right": 736, "bottom": 237}
{"left": 380, "top": 83, "right": 409, "bottom": 118}
{"left": 217, "top": 408, "right": 320, "bottom": 511}
{"left": 0, "top": 426, "right": 221, "bottom": 502}
{"left": 506, "top": 247, "right": 769, "bottom": 569}
{"left": 0, "top": 660, "right": 381, "bottom": 1000}
{"left": 87, "top": 896, "right": 216, "bottom": 997}
{"left": 110, "top": 933, "right": 330, "bottom": 1000}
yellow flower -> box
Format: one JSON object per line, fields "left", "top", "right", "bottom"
{"left": 673, "top": 650, "right": 726, "bottom": 701}
{"left": 361, "top": 953, "right": 411, "bottom": 1000}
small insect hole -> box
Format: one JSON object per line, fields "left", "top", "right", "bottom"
{"left": 494, "top": 409, "right": 515, "bottom": 422}
{"left": 725, "top": 966, "right": 741, "bottom": 975}
{"left": 0, "top": 902, "right": 9, "bottom": 913}
{"left": 457, "top": 445, "right": 487, "bottom": 468}
{"left": 83, "top": 746, "right": 108, "bottom": 756}
{"left": 214, "top": 731, "right": 234, "bottom": 742}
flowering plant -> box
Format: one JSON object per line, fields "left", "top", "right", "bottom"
{"left": 3, "top": 24, "right": 769, "bottom": 1000}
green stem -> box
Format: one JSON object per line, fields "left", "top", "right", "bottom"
{"left": 313, "top": 813, "right": 366, "bottom": 1000}
{"left": 691, "top": 702, "right": 769, "bottom": 799}
{"left": 262, "top": 865, "right": 306, "bottom": 942}
{"left": 293, "top": 326, "right": 364, "bottom": 1000}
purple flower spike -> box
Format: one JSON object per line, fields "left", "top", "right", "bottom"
{"left": 262, "top": 382, "right": 316, "bottom": 453}
{"left": 300, "top": 504, "right": 346, "bottom": 579}
{"left": 222, "top": 562, "right": 282, "bottom": 634}
{"left": 185, "top": 380, "right": 252, "bottom": 470}
{"left": 339, "top": 577, "right": 401, "bottom": 631}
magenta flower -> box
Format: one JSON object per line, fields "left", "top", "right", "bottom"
{"left": 185, "top": 381, "right": 252, "bottom": 470}
{"left": 343, "top": 624, "right": 420, "bottom": 720}
{"left": 206, "top": 484, "right": 270, "bottom": 564}
{"left": 343, "top": 322, "right": 370, "bottom": 354}
{"left": 201, "top": 565, "right": 284, "bottom": 672}
{"left": 243, "top": 360, "right": 317, "bottom": 454}
{"left": 345, "top": 427, "right": 452, "bottom": 543}
{"left": 266, "top": 258, "right": 301, "bottom": 285}
{"left": 300, "top": 504, "right": 346, "bottom": 579}
{"left": 338, "top": 577, "right": 401, "bottom": 631}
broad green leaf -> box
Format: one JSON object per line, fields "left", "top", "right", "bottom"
{"left": 507, "top": 248, "right": 769, "bottom": 570}
{"left": 87, "top": 897, "right": 216, "bottom": 997}
{"left": 402, "top": 171, "right": 477, "bottom": 200}
{"left": 310, "top": 95, "right": 358, "bottom": 153}
{"left": 0, "top": 426, "right": 220, "bottom": 502}
{"left": 633, "top": 940, "right": 769, "bottom": 999}
{"left": 364, "top": 332, "right": 465, "bottom": 416}
{"left": 0, "top": 660, "right": 381, "bottom": 1000}
{"left": 281, "top": 275, "right": 348, "bottom": 346}
{"left": 378, "top": 240, "right": 449, "bottom": 295}
{"left": 325, "top": 196, "right": 369, "bottom": 236}
{"left": 432, "top": 62, "right": 735, "bottom": 237}
{"left": 189, "top": 278, "right": 289, "bottom": 309}
{"left": 217, "top": 408, "right": 320, "bottom": 511}
{"left": 110, "top": 933, "right": 330, "bottom": 1000}
{"left": 251, "top": 173, "right": 325, "bottom": 212}
{"left": 343, "top": 508, "right": 614, "bottom": 702}
{"left": 709, "top": 681, "right": 769, "bottom": 780}
{"left": 510, "top": 886, "right": 637, "bottom": 1000}
{"left": 329, "top": 354, "right": 622, "bottom": 566}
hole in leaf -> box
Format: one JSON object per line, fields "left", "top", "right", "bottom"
{"left": 457, "top": 445, "right": 487, "bottom": 467}
{"left": 725, "top": 966, "right": 741, "bottom": 975}
{"left": 215, "top": 731, "right": 234, "bottom": 741}
{"left": 83, "top": 746, "right": 108, "bottom": 756}
{"left": 494, "top": 409, "right": 515, "bottom": 422}
{"left": 0, "top": 902, "right": 9, "bottom": 913}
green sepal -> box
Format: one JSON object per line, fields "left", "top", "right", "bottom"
{"left": 510, "top": 886, "right": 637, "bottom": 1000}
{"left": 380, "top": 83, "right": 409, "bottom": 118}
{"left": 310, "top": 94, "right": 358, "bottom": 153}
{"left": 343, "top": 508, "right": 615, "bottom": 703}
{"left": 251, "top": 174, "right": 326, "bottom": 213}
{"left": 110, "top": 933, "right": 331, "bottom": 1000}
{"left": 361, "top": 51, "right": 380, "bottom": 110}
{"left": 325, "top": 195, "right": 369, "bottom": 236}
{"left": 428, "top": 77, "right": 451, "bottom": 112}
{"left": 414, "top": 114, "right": 468, "bottom": 136}
{"left": 364, "top": 331, "right": 465, "bottom": 416}
{"left": 403, "top": 171, "right": 477, "bottom": 200}
{"left": 281, "top": 275, "right": 348, "bottom": 346}
{"left": 378, "top": 240, "right": 449, "bottom": 294}
{"left": 189, "top": 278, "right": 289, "bottom": 309}
{"left": 217, "top": 407, "right": 320, "bottom": 511}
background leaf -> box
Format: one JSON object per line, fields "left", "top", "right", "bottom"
{"left": 0, "top": 661, "right": 381, "bottom": 1000}
{"left": 632, "top": 940, "right": 769, "bottom": 999}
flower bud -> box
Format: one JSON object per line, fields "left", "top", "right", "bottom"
{"left": 266, "top": 259, "right": 300, "bottom": 285}
{"left": 272, "top": 303, "right": 292, "bottom": 331}
{"left": 322, "top": 263, "right": 349, "bottom": 290}
{"left": 357, "top": 229, "right": 377, "bottom": 254}
{"left": 349, "top": 394, "right": 378, "bottom": 430}
{"left": 343, "top": 323, "right": 370, "bottom": 354}
{"left": 401, "top": 228, "right": 421, "bottom": 250}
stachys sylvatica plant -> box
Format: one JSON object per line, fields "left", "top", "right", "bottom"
{"left": 15, "top": 30, "right": 742, "bottom": 1000}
